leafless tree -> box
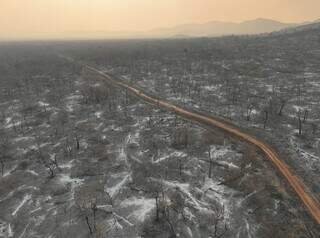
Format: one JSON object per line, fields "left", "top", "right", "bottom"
{"left": 263, "top": 109, "right": 268, "bottom": 129}
{"left": 0, "top": 133, "right": 10, "bottom": 176}
{"left": 246, "top": 103, "right": 254, "bottom": 121}
{"left": 277, "top": 98, "right": 287, "bottom": 116}
{"left": 297, "top": 110, "right": 303, "bottom": 136}
{"left": 211, "top": 205, "right": 228, "bottom": 238}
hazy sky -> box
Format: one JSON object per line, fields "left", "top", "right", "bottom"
{"left": 1, "top": 0, "right": 320, "bottom": 39}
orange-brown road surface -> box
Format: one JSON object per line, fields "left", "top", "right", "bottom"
{"left": 86, "top": 65, "right": 320, "bottom": 225}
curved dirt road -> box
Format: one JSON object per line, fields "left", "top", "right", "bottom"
{"left": 86, "top": 65, "right": 320, "bottom": 225}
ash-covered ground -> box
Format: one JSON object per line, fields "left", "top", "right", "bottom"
{"left": 1, "top": 26, "right": 320, "bottom": 238}
{"left": 68, "top": 24, "right": 320, "bottom": 220}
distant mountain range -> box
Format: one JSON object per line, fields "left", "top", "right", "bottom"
{"left": 61, "top": 18, "right": 320, "bottom": 40}
{"left": 3, "top": 18, "right": 320, "bottom": 41}
{"left": 147, "top": 18, "right": 298, "bottom": 38}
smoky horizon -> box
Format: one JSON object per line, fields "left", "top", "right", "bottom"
{"left": 1, "top": 0, "right": 320, "bottom": 40}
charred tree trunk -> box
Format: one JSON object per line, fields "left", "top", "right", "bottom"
{"left": 0, "top": 159, "right": 4, "bottom": 176}
{"left": 278, "top": 100, "right": 286, "bottom": 116}
{"left": 303, "top": 109, "right": 308, "bottom": 123}
{"left": 263, "top": 110, "right": 268, "bottom": 129}
{"left": 155, "top": 195, "right": 160, "bottom": 221}
{"left": 298, "top": 111, "right": 303, "bottom": 136}
{"left": 85, "top": 216, "right": 93, "bottom": 235}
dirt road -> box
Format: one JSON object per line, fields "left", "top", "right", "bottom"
{"left": 86, "top": 65, "right": 320, "bottom": 225}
